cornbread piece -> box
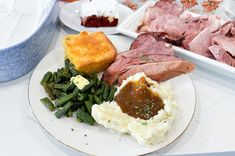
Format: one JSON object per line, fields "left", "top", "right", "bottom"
{"left": 63, "top": 32, "right": 117, "bottom": 74}
{"left": 80, "top": 0, "right": 119, "bottom": 27}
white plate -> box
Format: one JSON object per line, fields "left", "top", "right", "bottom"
{"left": 59, "top": 0, "right": 133, "bottom": 34}
{"left": 28, "top": 35, "right": 196, "bottom": 156}
{"left": 117, "top": 1, "right": 235, "bottom": 80}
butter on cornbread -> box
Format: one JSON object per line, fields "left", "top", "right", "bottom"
{"left": 63, "top": 32, "right": 117, "bottom": 74}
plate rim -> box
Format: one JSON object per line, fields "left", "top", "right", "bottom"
{"left": 59, "top": 0, "right": 133, "bottom": 35}
{"left": 27, "top": 46, "right": 196, "bottom": 156}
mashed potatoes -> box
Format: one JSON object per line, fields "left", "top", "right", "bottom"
{"left": 92, "top": 73, "right": 177, "bottom": 146}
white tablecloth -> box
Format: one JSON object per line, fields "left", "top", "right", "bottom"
{"left": 1, "top": 2, "right": 235, "bottom": 156}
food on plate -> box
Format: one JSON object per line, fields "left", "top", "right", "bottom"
{"left": 137, "top": 0, "right": 235, "bottom": 67}
{"left": 80, "top": 0, "right": 119, "bottom": 27}
{"left": 40, "top": 59, "right": 117, "bottom": 125}
{"left": 63, "top": 32, "right": 117, "bottom": 74}
{"left": 92, "top": 72, "right": 177, "bottom": 145}
{"left": 102, "top": 33, "right": 195, "bottom": 85}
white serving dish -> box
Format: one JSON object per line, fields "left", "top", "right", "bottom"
{"left": 117, "top": 1, "right": 235, "bottom": 80}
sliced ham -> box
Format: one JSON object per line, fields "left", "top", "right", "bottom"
{"left": 129, "top": 33, "right": 158, "bottom": 50}
{"left": 188, "top": 28, "right": 213, "bottom": 58}
{"left": 103, "top": 36, "right": 176, "bottom": 85}
{"left": 213, "top": 36, "right": 235, "bottom": 57}
{"left": 147, "top": 14, "right": 186, "bottom": 36}
{"left": 103, "top": 54, "right": 180, "bottom": 85}
{"left": 213, "top": 21, "right": 235, "bottom": 37}
{"left": 118, "top": 60, "right": 195, "bottom": 85}
{"left": 142, "top": 0, "right": 183, "bottom": 26}
{"left": 209, "top": 45, "right": 235, "bottom": 67}
{"left": 182, "top": 15, "right": 219, "bottom": 48}
{"left": 185, "top": 15, "right": 220, "bottom": 56}
{"left": 182, "top": 32, "right": 198, "bottom": 49}
{"left": 153, "top": 0, "right": 183, "bottom": 16}
{"left": 207, "top": 15, "right": 220, "bottom": 32}
{"left": 103, "top": 34, "right": 195, "bottom": 85}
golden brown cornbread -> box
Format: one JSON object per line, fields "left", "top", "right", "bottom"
{"left": 63, "top": 32, "right": 117, "bottom": 74}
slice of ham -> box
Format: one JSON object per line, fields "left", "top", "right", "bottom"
{"left": 207, "top": 15, "right": 220, "bottom": 32}
{"left": 183, "top": 15, "right": 219, "bottom": 48}
{"left": 103, "top": 54, "right": 180, "bottom": 85}
{"left": 118, "top": 60, "right": 195, "bottom": 85}
{"left": 188, "top": 28, "right": 214, "bottom": 58}
{"left": 147, "top": 14, "right": 186, "bottom": 37}
{"left": 142, "top": 0, "right": 183, "bottom": 26}
{"left": 129, "top": 33, "right": 158, "bottom": 50}
{"left": 213, "top": 36, "right": 235, "bottom": 57}
{"left": 184, "top": 15, "right": 220, "bottom": 56}
{"left": 209, "top": 45, "right": 235, "bottom": 67}
{"left": 153, "top": 0, "right": 183, "bottom": 16}
{"left": 103, "top": 37, "right": 176, "bottom": 85}
{"left": 213, "top": 21, "right": 235, "bottom": 37}
{"left": 120, "top": 38, "right": 174, "bottom": 59}
{"left": 102, "top": 33, "right": 195, "bottom": 85}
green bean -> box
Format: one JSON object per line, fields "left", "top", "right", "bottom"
{"left": 55, "top": 93, "right": 73, "bottom": 108}
{"left": 77, "top": 117, "right": 82, "bottom": 122}
{"left": 40, "top": 97, "right": 55, "bottom": 111}
{"left": 107, "top": 87, "right": 117, "bottom": 101}
{"left": 77, "top": 93, "right": 88, "bottom": 101}
{"left": 94, "top": 95, "right": 102, "bottom": 104}
{"left": 81, "top": 79, "right": 96, "bottom": 92}
{"left": 57, "top": 72, "right": 71, "bottom": 81}
{"left": 67, "top": 83, "right": 75, "bottom": 92}
{"left": 42, "top": 84, "right": 55, "bottom": 100}
{"left": 94, "top": 88, "right": 103, "bottom": 95}
{"left": 85, "top": 101, "right": 93, "bottom": 114}
{"left": 69, "top": 67, "right": 79, "bottom": 76}
{"left": 40, "top": 71, "right": 52, "bottom": 85}
{"left": 102, "top": 83, "right": 109, "bottom": 100}
{"left": 76, "top": 109, "right": 95, "bottom": 125}
{"left": 91, "top": 73, "right": 99, "bottom": 83}
{"left": 66, "top": 110, "right": 73, "bottom": 117}
{"left": 64, "top": 59, "right": 70, "bottom": 69}
{"left": 52, "top": 72, "right": 57, "bottom": 82}
{"left": 53, "top": 89, "right": 66, "bottom": 98}
{"left": 55, "top": 102, "right": 73, "bottom": 118}
{"left": 55, "top": 74, "right": 62, "bottom": 83}
{"left": 72, "top": 87, "right": 79, "bottom": 97}
{"left": 53, "top": 83, "right": 71, "bottom": 92}
{"left": 80, "top": 105, "right": 86, "bottom": 112}
{"left": 47, "top": 82, "right": 54, "bottom": 89}
{"left": 91, "top": 87, "right": 95, "bottom": 94}
{"left": 48, "top": 74, "right": 54, "bottom": 83}
{"left": 71, "top": 101, "right": 83, "bottom": 111}
{"left": 88, "top": 94, "right": 94, "bottom": 103}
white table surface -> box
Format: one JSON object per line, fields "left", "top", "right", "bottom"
{"left": 1, "top": 1, "right": 235, "bottom": 156}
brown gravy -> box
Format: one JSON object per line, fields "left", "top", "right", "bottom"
{"left": 114, "top": 77, "right": 164, "bottom": 120}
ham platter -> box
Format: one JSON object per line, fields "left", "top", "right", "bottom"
{"left": 117, "top": 0, "right": 235, "bottom": 80}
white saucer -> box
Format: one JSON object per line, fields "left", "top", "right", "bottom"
{"left": 59, "top": 0, "right": 134, "bottom": 34}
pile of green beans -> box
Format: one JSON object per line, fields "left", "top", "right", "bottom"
{"left": 40, "top": 59, "right": 117, "bottom": 125}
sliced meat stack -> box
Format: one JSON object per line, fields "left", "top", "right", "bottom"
{"left": 209, "top": 22, "right": 235, "bottom": 67}
{"left": 102, "top": 33, "right": 195, "bottom": 85}
{"left": 138, "top": 0, "right": 219, "bottom": 48}
{"left": 138, "top": 0, "right": 235, "bottom": 68}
